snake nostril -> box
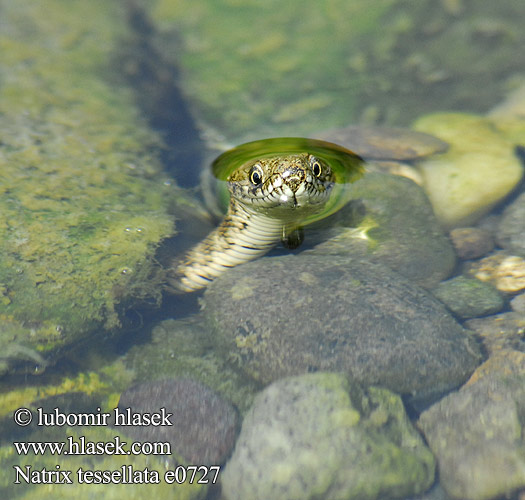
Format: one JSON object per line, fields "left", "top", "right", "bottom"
{"left": 283, "top": 169, "right": 305, "bottom": 192}
{"left": 286, "top": 178, "right": 302, "bottom": 192}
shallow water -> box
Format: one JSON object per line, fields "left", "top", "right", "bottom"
{"left": 1, "top": 0, "right": 525, "bottom": 499}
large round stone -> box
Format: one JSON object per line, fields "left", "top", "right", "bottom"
{"left": 203, "top": 254, "right": 481, "bottom": 401}
{"left": 222, "top": 372, "right": 435, "bottom": 500}
{"left": 307, "top": 172, "right": 456, "bottom": 289}
{"left": 413, "top": 113, "right": 523, "bottom": 229}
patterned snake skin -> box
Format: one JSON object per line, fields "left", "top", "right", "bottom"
{"left": 167, "top": 153, "right": 335, "bottom": 292}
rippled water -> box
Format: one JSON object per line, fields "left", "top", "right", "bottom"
{"left": 1, "top": 1, "right": 525, "bottom": 499}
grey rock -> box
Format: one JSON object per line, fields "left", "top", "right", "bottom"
{"left": 222, "top": 372, "right": 435, "bottom": 500}
{"left": 433, "top": 275, "right": 504, "bottom": 319}
{"left": 317, "top": 124, "right": 448, "bottom": 160}
{"left": 117, "top": 378, "right": 238, "bottom": 464}
{"left": 497, "top": 191, "right": 525, "bottom": 257}
{"left": 510, "top": 293, "right": 525, "bottom": 314}
{"left": 203, "top": 253, "right": 481, "bottom": 402}
{"left": 307, "top": 173, "right": 456, "bottom": 288}
{"left": 418, "top": 365, "right": 525, "bottom": 500}
{"left": 408, "top": 483, "right": 455, "bottom": 500}
{"left": 465, "top": 312, "right": 525, "bottom": 354}
{"left": 476, "top": 214, "right": 501, "bottom": 238}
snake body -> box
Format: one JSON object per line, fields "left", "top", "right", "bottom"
{"left": 167, "top": 138, "right": 364, "bottom": 293}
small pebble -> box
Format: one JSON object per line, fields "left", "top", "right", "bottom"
{"left": 449, "top": 227, "right": 494, "bottom": 260}
{"left": 433, "top": 275, "right": 503, "bottom": 319}
{"left": 468, "top": 253, "right": 525, "bottom": 293}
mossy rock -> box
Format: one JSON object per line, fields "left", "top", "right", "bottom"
{"left": 222, "top": 373, "right": 435, "bottom": 499}
{"left": 0, "top": 427, "right": 206, "bottom": 499}
{"left": 433, "top": 276, "right": 504, "bottom": 320}
{"left": 0, "top": 0, "right": 196, "bottom": 372}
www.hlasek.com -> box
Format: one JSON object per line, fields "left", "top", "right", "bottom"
{"left": 12, "top": 407, "right": 220, "bottom": 485}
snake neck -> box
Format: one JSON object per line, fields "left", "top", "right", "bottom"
{"left": 167, "top": 200, "right": 286, "bottom": 293}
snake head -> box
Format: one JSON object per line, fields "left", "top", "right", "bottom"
{"left": 227, "top": 153, "right": 335, "bottom": 214}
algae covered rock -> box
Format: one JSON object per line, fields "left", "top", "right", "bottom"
{"left": 433, "top": 276, "right": 504, "bottom": 320}
{"left": 124, "top": 317, "right": 261, "bottom": 415}
{"left": 0, "top": 0, "right": 190, "bottom": 370}
{"left": 148, "top": 0, "right": 398, "bottom": 143}
{"left": 0, "top": 426, "right": 206, "bottom": 500}
{"left": 222, "top": 372, "right": 435, "bottom": 500}
{"left": 147, "top": 0, "right": 525, "bottom": 144}
{"left": 414, "top": 113, "right": 523, "bottom": 228}
{"left": 203, "top": 253, "right": 481, "bottom": 402}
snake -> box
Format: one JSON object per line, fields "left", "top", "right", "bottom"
{"left": 167, "top": 137, "right": 364, "bottom": 293}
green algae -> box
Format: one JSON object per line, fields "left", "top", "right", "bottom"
{"left": 0, "top": 357, "right": 134, "bottom": 420}
{"left": 148, "top": 0, "right": 397, "bottom": 142}
{"left": 0, "top": 0, "right": 187, "bottom": 369}
{"left": 125, "top": 318, "right": 261, "bottom": 415}
{"left": 433, "top": 275, "right": 504, "bottom": 320}
{"left": 222, "top": 373, "right": 435, "bottom": 499}
{"left": 145, "top": 0, "right": 525, "bottom": 144}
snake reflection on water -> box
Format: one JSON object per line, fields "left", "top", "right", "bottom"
{"left": 167, "top": 138, "right": 364, "bottom": 293}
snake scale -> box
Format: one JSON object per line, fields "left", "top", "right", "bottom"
{"left": 167, "top": 138, "right": 364, "bottom": 293}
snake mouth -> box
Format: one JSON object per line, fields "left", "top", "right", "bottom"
{"left": 276, "top": 192, "right": 298, "bottom": 207}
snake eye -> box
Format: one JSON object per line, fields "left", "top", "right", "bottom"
{"left": 250, "top": 164, "right": 264, "bottom": 185}
{"left": 310, "top": 157, "right": 322, "bottom": 177}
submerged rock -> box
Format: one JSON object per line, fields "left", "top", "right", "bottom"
{"left": 117, "top": 378, "right": 238, "bottom": 465}
{"left": 418, "top": 351, "right": 525, "bottom": 500}
{"left": 203, "top": 253, "right": 481, "bottom": 402}
{"left": 0, "top": 0, "right": 199, "bottom": 371}
{"left": 510, "top": 293, "right": 525, "bottom": 314}
{"left": 317, "top": 125, "right": 448, "bottom": 161}
{"left": 497, "top": 192, "right": 525, "bottom": 258}
{"left": 307, "top": 172, "right": 456, "bottom": 288}
{"left": 222, "top": 372, "right": 435, "bottom": 500}
{"left": 414, "top": 113, "right": 523, "bottom": 229}
{"left": 124, "top": 317, "right": 261, "bottom": 415}
{"left": 467, "top": 252, "right": 525, "bottom": 293}
{"left": 465, "top": 312, "right": 525, "bottom": 355}
{"left": 449, "top": 227, "right": 494, "bottom": 260}
{"left": 433, "top": 276, "right": 504, "bottom": 320}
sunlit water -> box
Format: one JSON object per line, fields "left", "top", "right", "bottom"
{"left": 2, "top": 0, "right": 525, "bottom": 499}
